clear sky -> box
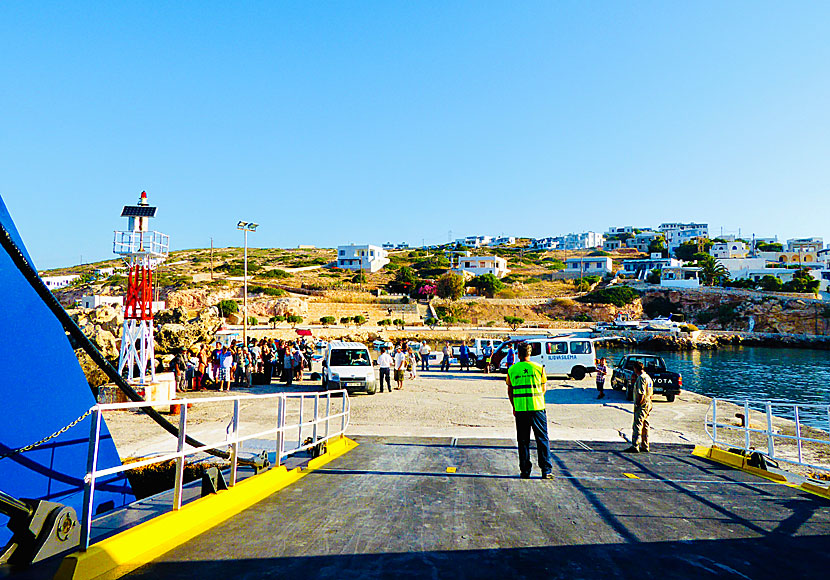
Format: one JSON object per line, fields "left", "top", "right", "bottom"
{"left": 1, "top": 1, "right": 828, "bottom": 269}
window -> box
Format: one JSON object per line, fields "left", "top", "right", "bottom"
{"left": 569, "top": 341, "right": 592, "bottom": 355}
{"left": 329, "top": 349, "right": 371, "bottom": 367}
{"left": 546, "top": 342, "right": 567, "bottom": 354}
{"left": 529, "top": 342, "right": 542, "bottom": 357}
{"left": 339, "top": 250, "right": 345, "bottom": 256}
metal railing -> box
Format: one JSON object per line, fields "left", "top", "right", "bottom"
{"left": 112, "top": 230, "right": 170, "bottom": 257}
{"left": 704, "top": 398, "right": 830, "bottom": 474}
{"left": 80, "top": 389, "right": 349, "bottom": 550}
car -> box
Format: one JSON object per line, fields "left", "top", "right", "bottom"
{"left": 489, "top": 335, "right": 597, "bottom": 380}
{"left": 610, "top": 354, "right": 682, "bottom": 402}
{"left": 321, "top": 341, "right": 377, "bottom": 394}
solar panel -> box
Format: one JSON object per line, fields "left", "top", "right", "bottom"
{"left": 121, "top": 205, "right": 157, "bottom": 217}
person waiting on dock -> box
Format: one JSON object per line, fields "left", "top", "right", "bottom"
{"left": 171, "top": 349, "right": 187, "bottom": 392}
{"left": 458, "top": 341, "right": 470, "bottom": 371}
{"left": 624, "top": 361, "right": 653, "bottom": 453}
{"left": 293, "top": 345, "right": 304, "bottom": 381}
{"left": 197, "top": 344, "right": 209, "bottom": 390}
{"left": 218, "top": 344, "right": 234, "bottom": 391}
{"left": 394, "top": 345, "right": 407, "bottom": 390}
{"left": 441, "top": 343, "right": 451, "bottom": 372}
{"left": 377, "top": 347, "right": 393, "bottom": 392}
{"left": 506, "top": 344, "right": 516, "bottom": 368}
{"left": 407, "top": 346, "right": 417, "bottom": 380}
{"left": 506, "top": 342, "right": 552, "bottom": 479}
{"left": 420, "top": 341, "right": 431, "bottom": 371}
{"left": 595, "top": 357, "right": 608, "bottom": 399}
{"left": 211, "top": 341, "right": 222, "bottom": 382}
{"left": 283, "top": 342, "right": 296, "bottom": 386}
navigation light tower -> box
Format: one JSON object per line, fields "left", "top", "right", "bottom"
{"left": 114, "top": 191, "right": 169, "bottom": 385}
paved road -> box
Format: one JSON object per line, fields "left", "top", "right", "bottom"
{"left": 124, "top": 436, "right": 830, "bottom": 580}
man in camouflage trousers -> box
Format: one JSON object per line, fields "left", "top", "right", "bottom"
{"left": 624, "top": 360, "right": 653, "bottom": 453}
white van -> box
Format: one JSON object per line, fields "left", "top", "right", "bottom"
{"left": 492, "top": 336, "right": 597, "bottom": 380}
{"left": 322, "top": 341, "right": 377, "bottom": 394}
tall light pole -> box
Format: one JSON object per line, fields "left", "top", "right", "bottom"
{"left": 237, "top": 221, "right": 259, "bottom": 347}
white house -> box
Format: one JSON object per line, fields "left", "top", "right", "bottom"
{"left": 622, "top": 257, "right": 681, "bottom": 279}
{"left": 710, "top": 241, "right": 749, "bottom": 259}
{"left": 564, "top": 257, "right": 613, "bottom": 277}
{"left": 715, "top": 257, "right": 767, "bottom": 278}
{"left": 603, "top": 239, "right": 623, "bottom": 252}
{"left": 40, "top": 274, "right": 80, "bottom": 290}
{"left": 454, "top": 255, "right": 509, "bottom": 278}
{"left": 94, "top": 267, "right": 116, "bottom": 278}
{"left": 559, "top": 232, "right": 605, "bottom": 250}
{"left": 733, "top": 268, "right": 799, "bottom": 285}
{"left": 626, "top": 230, "right": 663, "bottom": 253}
{"left": 382, "top": 242, "right": 395, "bottom": 250}
{"left": 786, "top": 237, "right": 823, "bottom": 253}
{"left": 81, "top": 295, "right": 124, "bottom": 309}
{"left": 489, "top": 236, "right": 516, "bottom": 247}
{"left": 757, "top": 251, "right": 819, "bottom": 265}
{"left": 455, "top": 235, "right": 493, "bottom": 248}
{"left": 531, "top": 237, "right": 560, "bottom": 250}
{"left": 336, "top": 244, "right": 389, "bottom": 273}
{"left": 660, "top": 266, "right": 702, "bottom": 289}
{"left": 659, "top": 222, "right": 709, "bottom": 251}
{"left": 606, "top": 226, "right": 635, "bottom": 236}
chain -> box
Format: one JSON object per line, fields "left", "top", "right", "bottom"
{"left": 0, "top": 408, "right": 93, "bottom": 461}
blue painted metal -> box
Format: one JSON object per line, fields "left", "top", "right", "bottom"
{"left": 0, "top": 196, "right": 132, "bottom": 546}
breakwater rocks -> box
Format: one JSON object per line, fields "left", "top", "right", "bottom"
{"left": 598, "top": 330, "right": 830, "bottom": 351}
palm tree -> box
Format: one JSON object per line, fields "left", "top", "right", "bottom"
{"left": 694, "top": 254, "right": 728, "bottom": 286}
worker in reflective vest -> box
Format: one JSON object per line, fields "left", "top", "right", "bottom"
{"left": 506, "top": 342, "right": 553, "bottom": 479}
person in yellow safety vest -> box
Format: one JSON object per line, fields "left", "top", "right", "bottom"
{"left": 623, "top": 360, "right": 653, "bottom": 453}
{"left": 506, "top": 342, "right": 553, "bottom": 479}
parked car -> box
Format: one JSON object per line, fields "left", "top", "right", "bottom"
{"left": 322, "top": 341, "right": 377, "bottom": 394}
{"left": 610, "top": 354, "right": 681, "bottom": 402}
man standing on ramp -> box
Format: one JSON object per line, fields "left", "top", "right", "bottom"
{"left": 624, "top": 360, "right": 653, "bottom": 453}
{"left": 506, "top": 342, "right": 553, "bottom": 479}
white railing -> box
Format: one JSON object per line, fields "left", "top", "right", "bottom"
{"left": 704, "top": 397, "right": 830, "bottom": 474}
{"left": 80, "top": 390, "right": 349, "bottom": 550}
{"left": 113, "top": 230, "right": 170, "bottom": 257}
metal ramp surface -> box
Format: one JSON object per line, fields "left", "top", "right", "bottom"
{"left": 124, "top": 437, "right": 830, "bottom": 579}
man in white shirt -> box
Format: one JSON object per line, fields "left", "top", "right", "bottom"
{"left": 393, "top": 346, "right": 407, "bottom": 390}
{"left": 377, "top": 347, "right": 393, "bottom": 393}
{"left": 420, "top": 341, "right": 431, "bottom": 371}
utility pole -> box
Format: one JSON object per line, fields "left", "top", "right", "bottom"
{"left": 237, "top": 222, "right": 258, "bottom": 347}
{"left": 210, "top": 238, "right": 214, "bottom": 280}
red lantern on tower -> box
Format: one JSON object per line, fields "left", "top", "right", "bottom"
{"left": 113, "top": 191, "right": 169, "bottom": 385}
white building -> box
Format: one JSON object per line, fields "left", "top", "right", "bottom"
{"left": 94, "top": 267, "right": 116, "bottom": 278}
{"left": 757, "top": 251, "right": 819, "bottom": 265}
{"left": 558, "top": 232, "right": 605, "bottom": 250}
{"left": 564, "top": 257, "right": 613, "bottom": 277}
{"left": 659, "top": 222, "right": 709, "bottom": 251}
{"left": 81, "top": 295, "right": 124, "bottom": 309}
{"left": 603, "top": 239, "right": 623, "bottom": 252}
{"left": 626, "top": 230, "right": 663, "bottom": 253}
{"left": 660, "top": 266, "right": 702, "bottom": 289}
{"left": 710, "top": 241, "right": 749, "bottom": 259}
{"left": 382, "top": 242, "right": 395, "bottom": 250}
{"left": 489, "top": 236, "right": 516, "bottom": 247}
{"left": 622, "top": 257, "right": 681, "bottom": 279}
{"left": 606, "top": 226, "right": 635, "bottom": 236}
{"left": 454, "top": 255, "right": 509, "bottom": 278}
{"left": 531, "top": 237, "right": 560, "bottom": 250}
{"left": 455, "top": 235, "right": 493, "bottom": 248}
{"left": 716, "top": 257, "right": 768, "bottom": 278}
{"left": 735, "top": 268, "right": 799, "bottom": 285}
{"left": 40, "top": 274, "right": 80, "bottom": 290}
{"left": 786, "top": 237, "right": 824, "bottom": 253}
{"left": 336, "top": 244, "right": 389, "bottom": 273}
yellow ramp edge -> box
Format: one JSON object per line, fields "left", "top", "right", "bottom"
{"left": 55, "top": 435, "right": 358, "bottom": 580}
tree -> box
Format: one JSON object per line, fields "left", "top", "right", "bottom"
{"left": 389, "top": 266, "right": 418, "bottom": 294}
{"left": 217, "top": 299, "right": 239, "bottom": 318}
{"left": 648, "top": 237, "right": 667, "bottom": 255}
{"left": 392, "top": 318, "right": 406, "bottom": 330}
{"left": 646, "top": 268, "right": 661, "bottom": 285}
{"left": 269, "top": 315, "right": 285, "bottom": 328}
{"left": 759, "top": 275, "right": 783, "bottom": 292}
{"left": 674, "top": 239, "right": 713, "bottom": 261}
{"left": 247, "top": 316, "right": 258, "bottom": 326}
{"left": 756, "top": 241, "right": 783, "bottom": 252}
{"left": 286, "top": 315, "right": 303, "bottom": 327}
{"left": 694, "top": 253, "right": 729, "bottom": 286}
{"left": 320, "top": 316, "right": 336, "bottom": 326}
{"left": 470, "top": 273, "right": 505, "bottom": 298}
{"left": 351, "top": 272, "right": 367, "bottom": 284}
{"left": 418, "top": 283, "right": 437, "bottom": 300}
{"left": 378, "top": 318, "right": 393, "bottom": 328}
{"left": 352, "top": 315, "right": 367, "bottom": 327}
{"left": 504, "top": 315, "right": 525, "bottom": 331}
{"left": 340, "top": 316, "right": 351, "bottom": 326}
{"left": 436, "top": 272, "right": 465, "bottom": 300}
{"left": 783, "top": 269, "right": 820, "bottom": 293}
{"left": 425, "top": 317, "right": 439, "bottom": 329}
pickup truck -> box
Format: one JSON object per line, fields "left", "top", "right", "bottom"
{"left": 610, "top": 354, "right": 682, "bottom": 402}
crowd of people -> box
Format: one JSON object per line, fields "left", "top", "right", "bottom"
{"left": 170, "top": 337, "right": 315, "bottom": 393}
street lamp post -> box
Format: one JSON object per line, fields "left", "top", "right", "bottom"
{"left": 237, "top": 221, "right": 259, "bottom": 347}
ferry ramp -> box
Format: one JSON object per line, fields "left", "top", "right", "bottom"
{"left": 123, "top": 437, "right": 829, "bottom": 580}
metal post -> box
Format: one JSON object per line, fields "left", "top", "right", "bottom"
{"left": 298, "top": 395, "right": 305, "bottom": 448}
{"left": 229, "top": 399, "right": 240, "bottom": 487}
{"left": 312, "top": 394, "right": 319, "bottom": 443}
{"left": 173, "top": 404, "right": 188, "bottom": 510}
{"left": 325, "top": 391, "right": 332, "bottom": 439}
{"left": 795, "top": 405, "right": 803, "bottom": 464}
{"left": 766, "top": 402, "right": 774, "bottom": 458}
{"left": 744, "top": 401, "right": 751, "bottom": 450}
{"left": 243, "top": 229, "right": 248, "bottom": 347}
{"left": 712, "top": 400, "right": 718, "bottom": 444}
{"left": 341, "top": 392, "right": 347, "bottom": 435}
{"left": 80, "top": 408, "right": 102, "bottom": 551}
{"left": 276, "top": 395, "right": 285, "bottom": 467}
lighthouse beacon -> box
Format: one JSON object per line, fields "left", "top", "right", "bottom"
{"left": 113, "top": 191, "right": 169, "bottom": 385}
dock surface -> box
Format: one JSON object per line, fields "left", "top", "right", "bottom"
{"left": 123, "top": 436, "right": 830, "bottom": 579}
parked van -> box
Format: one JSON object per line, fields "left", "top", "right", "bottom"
{"left": 322, "top": 341, "right": 377, "bottom": 394}
{"left": 490, "top": 336, "right": 597, "bottom": 380}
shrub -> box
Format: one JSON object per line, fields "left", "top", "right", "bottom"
{"left": 400, "top": 296, "right": 410, "bottom": 304}
{"left": 392, "top": 318, "right": 406, "bottom": 330}
{"left": 576, "top": 286, "right": 640, "bottom": 307}
{"left": 572, "top": 313, "right": 593, "bottom": 322}
{"left": 470, "top": 273, "right": 505, "bottom": 298}
{"left": 352, "top": 315, "right": 367, "bottom": 326}
{"left": 251, "top": 286, "right": 287, "bottom": 297}
{"left": 436, "top": 272, "right": 466, "bottom": 300}
{"left": 269, "top": 315, "right": 285, "bottom": 328}
{"left": 340, "top": 316, "right": 351, "bottom": 325}
{"left": 320, "top": 316, "right": 336, "bottom": 326}
{"left": 351, "top": 273, "right": 367, "bottom": 283}
{"left": 378, "top": 319, "right": 393, "bottom": 327}
{"left": 286, "top": 315, "right": 303, "bottom": 326}
{"left": 646, "top": 269, "right": 661, "bottom": 285}
{"left": 262, "top": 269, "right": 291, "bottom": 279}
{"left": 247, "top": 316, "right": 258, "bottom": 326}
{"left": 680, "top": 324, "right": 699, "bottom": 332}
{"left": 217, "top": 300, "right": 239, "bottom": 317}
{"left": 425, "top": 317, "right": 439, "bottom": 329}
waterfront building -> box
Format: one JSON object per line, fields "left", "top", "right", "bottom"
{"left": 660, "top": 266, "right": 702, "bottom": 289}
{"left": 336, "top": 244, "right": 389, "bottom": 272}
{"left": 710, "top": 241, "right": 749, "bottom": 259}
{"left": 786, "top": 237, "right": 824, "bottom": 253}
{"left": 659, "top": 222, "right": 709, "bottom": 251}
{"left": 564, "top": 257, "right": 613, "bottom": 277}
{"left": 40, "top": 274, "right": 80, "bottom": 289}
{"left": 454, "top": 255, "right": 509, "bottom": 278}
{"left": 621, "top": 257, "right": 681, "bottom": 279}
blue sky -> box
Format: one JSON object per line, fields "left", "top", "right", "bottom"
{"left": 1, "top": 1, "right": 828, "bottom": 269}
